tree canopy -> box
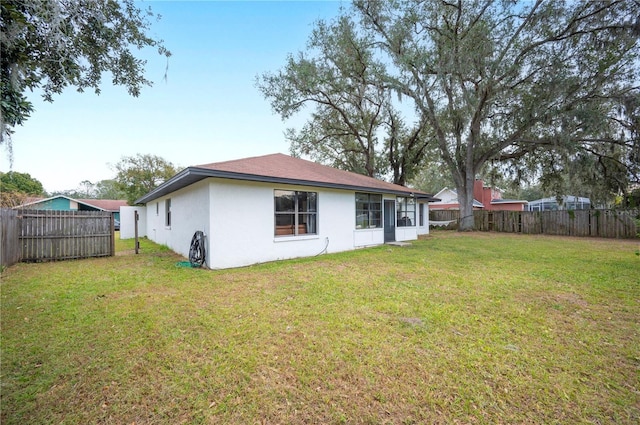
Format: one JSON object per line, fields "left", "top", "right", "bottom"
{"left": 359, "top": 0, "right": 639, "bottom": 228}
{"left": 0, "top": 0, "right": 170, "bottom": 148}
{"left": 94, "top": 179, "right": 127, "bottom": 200}
{"left": 257, "top": 14, "right": 433, "bottom": 186}
{"left": 113, "top": 154, "right": 178, "bottom": 205}
{"left": 0, "top": 170, "right": 44, "bottom": 206}
{"left": 0, "top": 170, "right": 43, "bottom": 194}
{"left": 261, "top": 0, "right": 639, "bottom": 230}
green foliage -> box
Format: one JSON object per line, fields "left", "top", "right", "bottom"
{"left": 0, "top": 171, "right": 44, "bottom": 195}
{"left": 409, "top": 159, "right": 455, "bottom": 194}
{"left": 258, "top": 15, "right": 433, "bottom": 185}
{"left": 94, "top": 179, "right": 126, "bottom": 200}
{"left": 52, "top": 179, "right": 126, "bottom": 200}
{"left": 77, "top": 180, "right": 96, "bottom": 198}
{"left": 617, "top": 185, "right": 640, "bottom": 209}
{"left": 517, "top": 185, "right": 546, "bottom": 202}
{"left": 0, "top": 171, "right": 45, "bottom": 207}
{"left": 114, "top": 154, "right": 178, "bottom": 205}
{"left": 369, "top": 0, "right": 637, "bottom": 227}
{"left": 0, "top": 0, "right": 170, "bottom": 147}
{"left": 270, "top": 0, "right": 639, "bottom": 230}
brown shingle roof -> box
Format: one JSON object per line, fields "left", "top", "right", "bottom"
{"left": 77, "top": 199, "right": 129, "bottom": 211}
{"left": 195, "top": 153, "right": 425, "bottom": 195}
{"left": 136, "top": 153, "right": 434, "bottom": 204}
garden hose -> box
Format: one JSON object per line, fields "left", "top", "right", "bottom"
{"left": 188, "top": 231, "right": 206, "bottom": 268}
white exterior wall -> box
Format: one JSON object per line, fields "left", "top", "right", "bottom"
{"left": 143, "top": 178, "right": 422, "bottom": 269}
{"left": 417, "top": 201, "right": 430, "bottom": 236}
{"left": 396, "top": 226, "right": 418, "bottom": 241}
{"left": 435, "top": 189, "right": 457, "bottom": 204}
{"left": 429, "top": 188, "right": 458, "bottom": 209}
{"left": 119, "top": 206, "right": 147, "bottom": 239}
{"left": 353, "top": 228, "right": 384, "bottom": 247}
{"left": 145, "top": 180, "right": 210, "bottom": 260}
{"left": 207, "top": 179, "right": 357, "bottom": 269}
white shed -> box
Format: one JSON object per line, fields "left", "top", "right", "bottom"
{"left": 134, "top": 153, "right": 437, "bottom": 269}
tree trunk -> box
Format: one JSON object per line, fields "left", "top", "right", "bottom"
{"left": 457, "top": 176, "right": 476, "bottom": 231}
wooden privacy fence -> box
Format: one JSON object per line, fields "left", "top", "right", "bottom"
{"left": 1, "top": 209, "right": 21, "bottom": 268}
{"left": 430, "top": 209, "right": 639, "bottom": 238}
{"left": 0, "top": 209, "right": 115, "bottom": 268}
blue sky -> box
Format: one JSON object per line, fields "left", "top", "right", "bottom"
{"left": 1, "top": 0, "right": 348, "bottom": 193}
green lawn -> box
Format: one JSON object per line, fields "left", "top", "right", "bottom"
{"left": 1, "top": 232, "right": 638, "bottom": 424}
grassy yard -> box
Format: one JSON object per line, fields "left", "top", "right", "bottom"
{"left": 1, "top": 232, "right": 638, "bottom": 424}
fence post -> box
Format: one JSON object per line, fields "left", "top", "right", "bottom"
{"left": 110, "top": 213, "right": 115, "bottom": 256}
{"left": 134, "top": 210, "right": 139, "bottom": 254}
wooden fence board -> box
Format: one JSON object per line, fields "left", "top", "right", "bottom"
{"left": 1, "top": 209, "right": 22, "bottom": 268}
{"left": 19, "top": 210, "right": 114, "bottom": 261}
{"left": 0, "top": 209, "right": 114, "bottom": 266}
{"left": 430, "top": 209, "right": 638, "bottom": 238}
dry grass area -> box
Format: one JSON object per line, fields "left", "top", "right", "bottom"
{"left": 1, "top": 232, "right": 639, "bottom": 424}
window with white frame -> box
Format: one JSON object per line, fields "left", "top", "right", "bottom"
{"left": 355, "top": 193, "right": 382, "bottom": 229}
{"left": 396, "top": 196, "right": 415, "bottom": 227}
{"left": 165, "top": 199, "right": 171, "bottom": 227}
{"left": 274, "top": 190, "right": 317, "bottom": 236}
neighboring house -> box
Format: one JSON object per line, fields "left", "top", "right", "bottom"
{"left": 430, "top": 180, "right": 528, "bottom": 211}
{"left": 133, "top": 153, "right": 438, "bottom": 269}
{"left": 429, "top": 187, "right": 484, "bottom": 210}
{"left": 17, "top": 195, "right": 128, "bottom": 222}
{"left": 526, "top": 196, "right": 591, "bottom": 211}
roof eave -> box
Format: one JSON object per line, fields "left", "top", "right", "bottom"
{"left": 17, "top": 194, "right": 72, "bottom": 208}
{"left": 135, "top": 167, "right": 433, "bottom": 204}
{"left": 134, "top": 167, "right": 200, "bottom": 204}
{"left": 416, "top": 195, "right": 441, "bottom": 202}
{"left": 16, "top": 195, "right": 109, "bottom": 211}
{"left": 75, "top": 200, "right": 108, "bottom": 211}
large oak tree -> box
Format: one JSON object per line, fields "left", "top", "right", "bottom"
{"left": 359, "top": 0, "right": 638, "bottom": 228}
{"left": 258, "top": 14, "right": 433, "bottom": 186}
{"left": 261, "top": 0, "right": 639, "bottom": 230}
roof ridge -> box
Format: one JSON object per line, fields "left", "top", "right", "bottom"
{"left": 196, "top": 152, "right": 285, "bottom": 168}
{"left": 196, "top": 153, "right": 426, "bottom": 193}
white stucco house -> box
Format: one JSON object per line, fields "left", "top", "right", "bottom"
{"left": 132, "top": 153, "right": 437, "bottom": 269}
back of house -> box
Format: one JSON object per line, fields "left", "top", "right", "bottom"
{"left": 132, "top": 153, "right": 437, "bottom": 269}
